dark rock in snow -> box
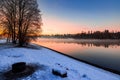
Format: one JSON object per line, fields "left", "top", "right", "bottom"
{"left": 12, "top": 62, "right": 26, "bottom": 73}
{"left": 4, "top": 62, "right": 36, "bottom": 79}
{"left": 82, "top": 74, "right": 87, "bottom": 78}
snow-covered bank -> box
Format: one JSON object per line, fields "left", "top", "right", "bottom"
{"left": 0, "top": 44, "right": 120, "bottom": 80}
{"left": 0, "top": 39, "right": 6, "bottom": 43}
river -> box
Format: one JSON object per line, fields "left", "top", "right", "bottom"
{"left": 33, "top": 38, "right": 120, "bottom": 73}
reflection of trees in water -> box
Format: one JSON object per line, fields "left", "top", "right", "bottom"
{"left": 48, "top": 40, "right": 120, "bottom": 48}
{"left": 66, "top": 41, "right": 120, "bottom": 48}
{"left": 37, "top": 38, "right": 120, "bottom": 48}
{"left": 78, "top": 42, "right": 118, "bottom": 48}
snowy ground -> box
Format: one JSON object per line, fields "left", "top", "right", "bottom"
{"left": 0, "top": 41, "right": 120, "bottom": 80}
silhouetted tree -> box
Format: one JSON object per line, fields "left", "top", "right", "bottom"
{"left": 0, "top": 0, "right": 42, "bottom": 46}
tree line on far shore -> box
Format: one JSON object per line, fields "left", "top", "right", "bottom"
{"left": 41, "top": 30, "right": 120, "bottom": 39}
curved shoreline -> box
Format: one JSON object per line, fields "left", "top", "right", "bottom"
{"left": 34, "top": 43, "right": 120, "bottom": 75}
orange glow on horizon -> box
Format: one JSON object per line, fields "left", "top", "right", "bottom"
{"left": 41, "top": 16, "right": 120, "bottom": 35}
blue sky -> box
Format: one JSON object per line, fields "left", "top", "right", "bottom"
{"left": 38, "top": 0, "right": 120, "bottom": 34}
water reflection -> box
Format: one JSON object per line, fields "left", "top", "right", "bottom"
{"left": 35, "top": 38, "right": 120, "bottom": 48}
{"left": 76, "top": 41, "right": 120, "bottom": 48}
{"left": 32, "top": 38, "right": 120, "bottom": 73}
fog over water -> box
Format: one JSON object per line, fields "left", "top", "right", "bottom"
{"left": 33, "top": 38, "right": 120, "bottom": 73}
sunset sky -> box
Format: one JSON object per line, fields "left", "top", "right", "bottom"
{"left": 38, "top": 0, "right": 120, "bottom": 35}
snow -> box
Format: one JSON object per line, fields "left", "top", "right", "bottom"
{"left": 0, "top": 42, "right": 120, "bottom": 80}
{"left": 0, "top": 39, "right": 6, "bottom": 43}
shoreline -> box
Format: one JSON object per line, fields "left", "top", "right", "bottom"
{"left": 0, "top": 43, "right": 120, "bottom": 80}
{"left": 34, "top": 43, "right": 120, "bottom": 75}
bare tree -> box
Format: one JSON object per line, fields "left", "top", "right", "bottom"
{"left": 0, "top": 0, "right": 17, "bottom": 43}
{"left": 0, "top": 0, "right": 42, "bottom": 46}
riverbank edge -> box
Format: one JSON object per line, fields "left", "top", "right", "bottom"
{"left": 33, "top": 43, "right": 120, "bottom": 75}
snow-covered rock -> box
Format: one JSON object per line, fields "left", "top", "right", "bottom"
{"left": 52, "top": 64, "right": 67, "bottom": 78}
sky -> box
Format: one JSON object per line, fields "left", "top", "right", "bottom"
{"left": 38, "top": 0, "right": 120, "bottom": 35}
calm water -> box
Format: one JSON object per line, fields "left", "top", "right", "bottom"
{"left": 33, "top": 38, "right": 120, "bottom": 73}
